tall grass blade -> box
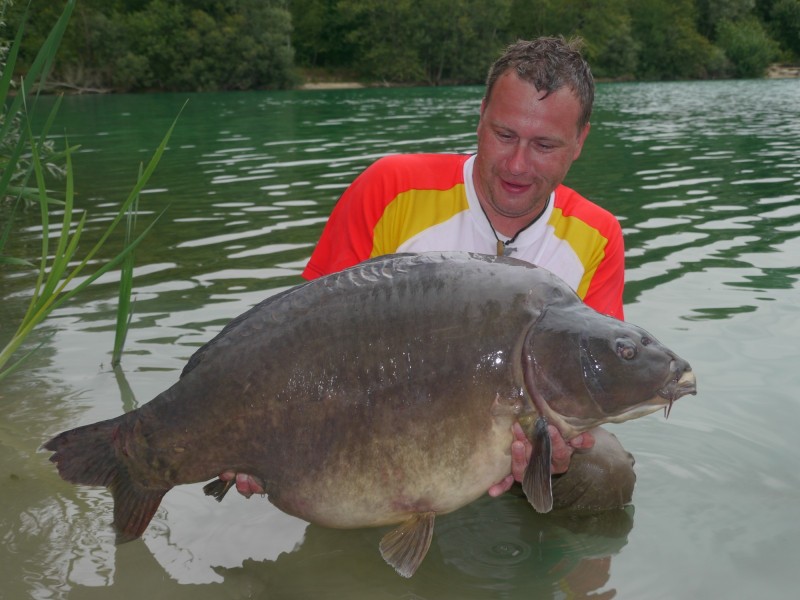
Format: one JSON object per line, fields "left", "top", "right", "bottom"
{"left": 111, "top": 164, "right": 142, "bottom": 367}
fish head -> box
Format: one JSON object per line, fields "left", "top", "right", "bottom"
{"left": 522, "top": 304, "right": 697, "bottom": 437}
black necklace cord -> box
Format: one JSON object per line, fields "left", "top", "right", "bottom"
{"left": 476, "top": 198, "right": 548, "bottom": 256}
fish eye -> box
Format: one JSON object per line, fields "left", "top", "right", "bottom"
{"left": 616, "top": 339, "right": 637, "bottom": 360}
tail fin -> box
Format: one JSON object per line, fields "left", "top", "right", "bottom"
{"left": 44, "top": 420, "right": 168, "bottom": 542}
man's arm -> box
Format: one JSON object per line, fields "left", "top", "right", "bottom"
{"left": 581, "top": 215, "right": 625, "bottom": 320}
{"left": 302, "top": 176, "right": 377, "bottom": 280}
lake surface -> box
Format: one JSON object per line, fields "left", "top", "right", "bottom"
{"left": 1, "top": 78, "right": 799, "bottom": 599}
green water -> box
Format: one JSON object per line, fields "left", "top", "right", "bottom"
{"left": 1, "top": 79, "right": 799, "bottom": 599}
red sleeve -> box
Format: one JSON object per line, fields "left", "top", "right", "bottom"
{"left": 554, "top": 185, "right": 625, "bottom": 320}
{"left": 582, "top": 218, "right": 625, "bottom": 321}
{"left": 301, "top": 161, "right": 391, "bottom": 280}
{"left": 302, "top": 154, "right": 467, "bottom": 280}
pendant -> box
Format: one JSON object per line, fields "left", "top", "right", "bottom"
{"left": 497, "top": 240, "right": 505, "bottom": 256}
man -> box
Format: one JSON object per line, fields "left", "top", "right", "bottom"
{"left": 236, "top": 37, "right": 634, "bottom": 510}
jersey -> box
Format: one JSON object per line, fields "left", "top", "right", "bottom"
{"left": 302, "top": 153, "right": 625, "bottom": 319}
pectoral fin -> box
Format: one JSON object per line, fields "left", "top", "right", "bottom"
{"left": 522, "top": 416, "right": 553, "bottom": 513}
{"left": 379, "top": 511, "right": 436, "bottom": 578}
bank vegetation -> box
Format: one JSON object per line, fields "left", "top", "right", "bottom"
{"left": 4, "top": 0, "right": 800, "bottom": 91}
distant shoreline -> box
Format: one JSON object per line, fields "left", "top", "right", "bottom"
{"left": 299, "top": 82, "right": 365, "bottom": 90}
{"left": 297, "top": 64, "right": 800, "bottom": 90}
{"left": 766, "top": 64, "right": 800, "bottom": 79}
{"left": 29, "top": 64, "right": 800, "bottom": 96}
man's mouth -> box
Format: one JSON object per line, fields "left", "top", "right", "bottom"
{"left": 501, "top": 179, "right": 532, "bottom": 194}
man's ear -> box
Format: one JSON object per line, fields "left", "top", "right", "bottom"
{"left": 573, "top": 121, "right": 591, "bottom": 161}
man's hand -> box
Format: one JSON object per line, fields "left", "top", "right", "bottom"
{"left": 487, "top": 422, "right": 595, "bottom": 497}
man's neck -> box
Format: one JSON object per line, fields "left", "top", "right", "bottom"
{"left": 480, "top": 197, "right": 549, "bottom": 239}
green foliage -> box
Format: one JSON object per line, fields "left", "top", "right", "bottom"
{"left": 577, "top": 5, "right": 639, "bottom": 80}
{"left": 107, "top": 0, "right": 296, "bottom": 91}
{"left": 338, "top": 0, "right": 427, "bottom": 83}
{"left": 433, "top": 0, "right": 513, "bottom": 84}
{"left": 629, "top": 0, "right": 721, "bottom": 79}
{"left": 3, "top": 0, "right": 797, "bottom": 91}
{"left": 1, "top": 1, "right": 68, "bottom": 205}
{"left": 696, "top": 0, "right": 756, "bottom": 38}
{"left": 508, "top": 0, "right": 639, "bottom": 80}
{"left": 769, "top": 0, "right": 800, "bottom": 57}
{"left": 290, "top": 0, "right": 355, "bottom": 68}
{"left": 716, "top": 17, "right": 780, "bottom": 76}
{"left": 336, "top": 0, "right": 511, "bottom": 84}
{"left": 6, "top": 0, "right": 297, "bottom": 92}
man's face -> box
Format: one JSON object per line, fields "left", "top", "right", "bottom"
{"left": 474, "top": 71, "right": 590, "bottom": 229}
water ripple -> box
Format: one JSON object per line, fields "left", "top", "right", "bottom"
{"left": 3, "top": 79, "right": 798, "bottom": 600}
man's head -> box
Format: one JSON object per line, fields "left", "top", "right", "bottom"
{"left": 485, "top": 37, "right": 594, "bottom": 132}
{"left": 473, "top": 37, "right": 594, "bottom": 232}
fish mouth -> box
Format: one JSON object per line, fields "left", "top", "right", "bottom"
{"left": 657, "top": 364, "right": 697, "bottom": 417}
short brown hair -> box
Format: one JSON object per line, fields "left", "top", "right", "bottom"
{"left": 485, "top": 37, "right": 595, "bottom": 130}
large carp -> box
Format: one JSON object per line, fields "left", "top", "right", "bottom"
{"left": 45, "top": 252, "right": 696, "bottom": 577}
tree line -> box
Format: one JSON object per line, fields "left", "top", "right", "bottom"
{"left": 5, "top": 0, "right": 799, "bottom": 92}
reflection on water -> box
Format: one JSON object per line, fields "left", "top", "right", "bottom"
{"left": 210, "top": 497, "right": 633, "bottom": 599}
{"left": 1, "top": 79, "right": 799, "bottom": 599}
{"left": 18, "top": 488, "right": 632, "bottom": 599}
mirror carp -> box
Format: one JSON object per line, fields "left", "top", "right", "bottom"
{"left": 45, "top": 252, "right": 696, "bottom": 577}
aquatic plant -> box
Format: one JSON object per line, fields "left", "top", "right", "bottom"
{"left": 111, "top": 164, "right": 142, "bottom": 368}
{"left": 0, "top": 0, "right": 69, "bottom": 209}
{"left": 0, "top": 0, "right": 178, "bottom": 379}
{"left": 0, "top": 115, "right": 176, "bottom": 381}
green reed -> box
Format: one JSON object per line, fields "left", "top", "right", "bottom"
{"left": 111, "top": 164, "right": 142, "bottom": 368}
{"left": 0, "top": 114, "right": 177, "bottom": 381}
{"left": 0, "top": 0, "right": 181, "bottom": 379}
{"left": 0, "top": 0, "right": 70, "bottom": 208}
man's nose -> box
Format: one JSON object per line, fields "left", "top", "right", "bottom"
{"left": 507, "top": 143, "right": 530, "bottom": 175}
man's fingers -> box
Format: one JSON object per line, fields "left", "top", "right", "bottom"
{"left": 492, "top": 423, "right": 597, "bottom": 494}
{"left": 488, "top": 474, "right": 515, "bottom": 497}
{"left": 511, "top": 422, "right": 528, "bottom": 443}
{"left": 548, "top": 424, "right": 573, "bottom": 474}
{"left": 510, "top": 438, "right": 530, "bottom": 482}
{"left": 570, "top": 430, "right": 595, "bottom": 450}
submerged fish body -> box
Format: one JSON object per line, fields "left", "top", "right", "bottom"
{"left": 45, "top": 252, "right": 696, "bottom": 577}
